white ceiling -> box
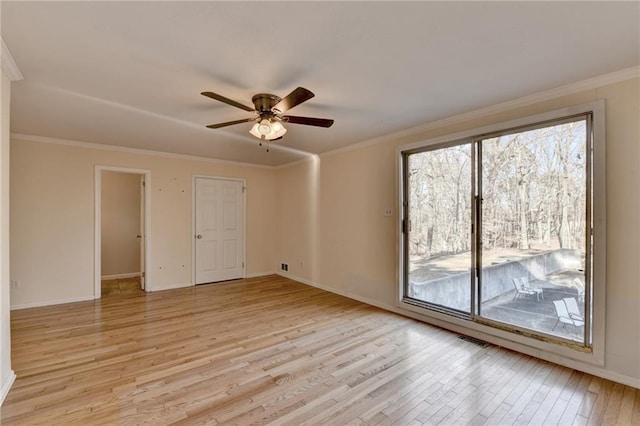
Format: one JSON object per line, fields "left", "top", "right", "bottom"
{"left": 2, "top": 2, "right": 639, "bottom": 166}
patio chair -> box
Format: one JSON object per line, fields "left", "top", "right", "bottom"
{"left": 572, "top": 277, "right": 585, "bottom": 302}
{"left": 553, "top": 299, "right": 584, "bottom": 331}
{"left": 512, "top": 277, "right": 543, "bottom": 302}
{"left": 563, "top": 297, "right": 585, "bottom": 322}
{"left": 522, "top": 276, "right": 544, "bottom": 300}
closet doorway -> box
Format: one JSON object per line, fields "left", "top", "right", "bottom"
{"left": 94, "top": 166, "right": 151, "bottom": 298}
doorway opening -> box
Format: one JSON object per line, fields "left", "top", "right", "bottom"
{"left": 94, "top": 166, "right": 151, "bottom": 298}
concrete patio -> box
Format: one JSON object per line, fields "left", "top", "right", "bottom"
{"left": 408, "top": 248, "right": 587, "bottom": 342}
{"left": 481, "top": 281, "right": 585, "bottom": 342}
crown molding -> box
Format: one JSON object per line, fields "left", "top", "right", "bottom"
{"left": 319, "top": 66, "right": 640, "bottom": 161}
{"left": 1, "top": 38, "right": 23, "bottom": 81}
{"left": 10, "top": 133, "right": 277, "bottom": 170}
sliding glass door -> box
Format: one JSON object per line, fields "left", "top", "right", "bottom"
{"left": 402, "top": 114, "right": 592, "bottom": 346}
{"left": 477, "top": 119, "right": 590, "bottom": 343}
{"left": 404, "top": 143, "right": 472, "bottom": 313}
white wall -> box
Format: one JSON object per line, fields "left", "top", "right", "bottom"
{"left": 276, "top": 77, "right": 640, "bottom": 386}
{"left": 0, "top": 71, "right": 15, "bottom": 404}
{"left": 101, "top": 171, "right": 141, "bottom": 277}
{"left": 10, "top": 140, "right": 277, "bottom": 308}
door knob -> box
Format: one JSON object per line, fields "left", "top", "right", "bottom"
{"left": 136, "top": 235, "right": 142, "bottom": 239}
{"left": 196, "top": 234, "right": 202, "bottom": 239}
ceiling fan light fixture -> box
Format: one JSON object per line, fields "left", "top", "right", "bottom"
{"left": 249, "top": 123, "right": 263, "bottom": 139}
{"left": 273, "top": 125, "right": 287, "bottom": 139}
{"left": 249, "top": 119, "right": 286, "bottom": 141}
{"left": 258, "top": 119, "right": 272, "bottom": 135}
{"left": 271, "top": 120, "right": 283, "bottom": 133}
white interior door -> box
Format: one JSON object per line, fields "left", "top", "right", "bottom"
{"left": 194, "top": 177, "right": 245, "bottom": 284}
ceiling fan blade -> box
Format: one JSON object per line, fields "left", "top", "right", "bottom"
{"left": 272, "top": 87, "right": 315, "bottom": 113}
{"left": 283, "top": 115, "right": 334, "bottom": 128}
{"left": 201, "top": 91, "right": 255, "bottom": 112}
{"left": 206, "top": 118, "right": 256, "bottom": 129}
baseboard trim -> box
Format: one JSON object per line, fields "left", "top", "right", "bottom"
{"left": 0, "top": 370, "right": 16, "bottom": 406}
{"left": 276, "top": 272, "right": 339, "bottom": 294}
{"left": 101, "top": 272, "right": 141, "bottom": 280}
{"left": 276, "top": 273, "right": 640, "bottom": 390}
{"left": 11, "top": 295, "right": 95, "bottom": 310}
{"left": 149, "top": 282, "right": 193, "bottom": 292}
{"left": 245, "top": 271, "right": 275, "bottom": 279}
{"left": 276, "top": 272, "right": 397, "bottom": 311}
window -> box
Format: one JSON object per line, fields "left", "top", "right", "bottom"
{"left": 400, "top": 103, "right": 604, "bottom": 352}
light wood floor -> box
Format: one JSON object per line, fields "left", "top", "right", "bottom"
{"left": 101, "top": 276, "right": 145, "bottom": 297}
{"left": 2, "top": 275, "right": 638, "bottom": 425}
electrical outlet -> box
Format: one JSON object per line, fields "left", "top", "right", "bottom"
{"left": 384, "top": 207, "right": 393, "bottom": 217}
{"left": 11, "top": 280, "right": 20, "bottom": 289}
{"left": 281, "top": 263, "right": 289, "bottom": 271}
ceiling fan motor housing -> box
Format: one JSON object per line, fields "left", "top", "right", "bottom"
{"left": 252, "top": 93, "right": 282, "bottom": 115}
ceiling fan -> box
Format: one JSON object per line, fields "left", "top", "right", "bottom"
{"left": 201, "top": 87, "right": 334, "bottom": 143}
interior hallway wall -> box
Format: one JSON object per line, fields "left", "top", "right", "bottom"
{"left": 101, "top": 171, "right": 141, "bottom": 278}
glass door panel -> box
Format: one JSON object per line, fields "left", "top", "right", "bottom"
{"left": 478, "top": 120, "right": 588, "bottom": 344}
{"left": 406, "top": 144, "right": 472, "bottom": 313}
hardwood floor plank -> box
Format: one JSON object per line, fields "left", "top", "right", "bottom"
{"left": 445, "top": 352, "right": 532, "bottom": 424}
{"left": 479, "top": 356, "right": 546, "bottom": 420}
{"left": 602, "top": 382, "right": 626, "bottom": 425}
{"left": 485, "top": 359, "right": 554, "bottom": 424}
{"left": 2, "top": 275, "right": 636, "bottom": 425}
{"left": 328, "top": 341, "right": 479, "bottom": 425}
{"left": 632, "top": 389, "right": 640, "bottom": 425}
{"left": 358, "top": 339, "right": 488, "bottom": 424}
{"left": 515, "top": 364, "right": 563, "bottom": 423}
{"left": 617, "top": 386, "right": 637, "bottom": 426}
{"left": 529, "top": 366, "right": 574, "bottom": 425}
{"left": 557, "top": 372, "right": 593, "bottom": 425}
{"left": 587, "top": 379, "right": 614, "bottom": 426}
{"left": 541, "top": 370, "right": 584, "bottom": 424}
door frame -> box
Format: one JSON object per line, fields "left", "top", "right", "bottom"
{"left": 94, "top": 166, "right": 151, "bottom": 298}
{"left": 192, "top": 175, "right": 247, "bottom": 285}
